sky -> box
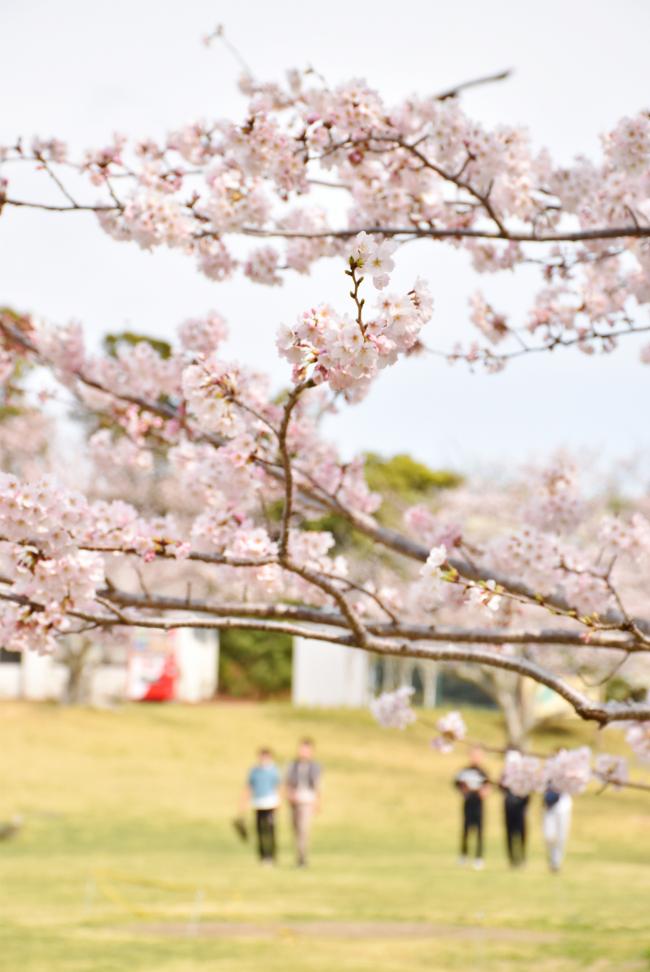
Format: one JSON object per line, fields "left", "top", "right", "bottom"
{"left": 1, "top": 0, "right": 649, "bottom": 477}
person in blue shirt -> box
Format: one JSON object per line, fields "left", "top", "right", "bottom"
{"left": 243, "top": 748, "right": 281, "bottom": 864}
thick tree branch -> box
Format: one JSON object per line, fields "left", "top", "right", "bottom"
{"left": 234, "top": 224, "right": 650, "bottom": 244}
{"left": 98, "top": 587, "right": 647, "bottom": 651}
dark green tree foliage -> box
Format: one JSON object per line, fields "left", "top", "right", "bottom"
{"left": 218, "top": 628, "right": 293, "bottom": 699}
{"left": 0, "top": 308, "right": 33, "bottom": 415}
{"left": 605, "top": 676, "right": 648, "bottom": 703}
{"left": 364, "top": 452, "right": 462, "bottom": 497}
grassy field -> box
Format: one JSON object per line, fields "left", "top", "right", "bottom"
{"left": 0, "top": 701, "right": 648, "bottom": 972}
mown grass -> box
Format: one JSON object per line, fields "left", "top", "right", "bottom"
{"left": 0, "top": 701, "right": 648, "bottom": 971}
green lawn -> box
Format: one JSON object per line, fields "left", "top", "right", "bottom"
{"left": 0, "top": 701, "right": 648, "bottom": 971}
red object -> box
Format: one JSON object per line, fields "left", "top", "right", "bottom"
{"left": 140, "top": 652, "right": 179, "bottom": 702}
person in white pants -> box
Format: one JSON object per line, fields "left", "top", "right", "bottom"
{"left": 542, "top": 790, "right": 572, "bottom": 872}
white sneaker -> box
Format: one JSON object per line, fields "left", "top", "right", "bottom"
{"left": 472, "top": 858, "right": 485, "bottom": 871}
{"left": 458, "top": 855, "right": 469, "bottom": 867}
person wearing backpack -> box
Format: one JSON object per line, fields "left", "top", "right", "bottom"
{"left": 285, "top": 738, "right": 321, "bottom": 867}
{"left": 542, "top": 787, "right": 572, "bottom": 872}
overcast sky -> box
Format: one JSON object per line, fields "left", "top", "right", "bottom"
{"left": 1, "top": 0, "right": 649, "bottom": 477}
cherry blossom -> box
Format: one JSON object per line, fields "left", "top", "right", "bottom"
{"left": 432, "top": 711, "right": 467, "bottom": 753}
{"left": 350, "top": 232, "right": 398, "bottom": 289}
{"left": 623, "top": 723, "right": 650, "bottom": 764}
{"left": 501, "top": 751, "right": 544, "bottom": 797}
{"left": 465, "top": 580, "right": 503, "bottom": 613}
{"left": 276, "top": 252, "right": 432, "bottom": 401}
{"left": 370, "top": 687, "right": 417, "bottom": 730}
{"left": 594, "top": 753, "right": 629, "bottom": 789}
{"left": 421, "top": 545, "right": 448, "bottom": 579}
{"left": 178, "top": 313, "right": 229, "bottom": 355}
{"left": 543, "top": 747, "right": 592, "bottom": 795}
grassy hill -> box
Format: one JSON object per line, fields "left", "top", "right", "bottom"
{"left": 0, "top": 701, "right": 648, "bottom": 972}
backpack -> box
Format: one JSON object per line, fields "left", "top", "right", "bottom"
{"left": 543, "top": 789, "right": 561, "bottom": 809}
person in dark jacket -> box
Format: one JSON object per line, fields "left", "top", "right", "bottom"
{"left": 499, "top": 755, "right": 530, "bottom": 868}
{"left": 454, "top": 747, "right": 490, "bottom": 869}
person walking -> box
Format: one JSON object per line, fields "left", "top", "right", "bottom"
{"left": 542, "top": 788, "right": 572, "bottom": 872}
{"left": 500, "top": 782, "right": 530, "bottom": 868}
{"left": 454, "top": 747, "right": 490, "bottom": 869}
{"left": 285, "top": 738, "right": 321, "bottom": 867}
{"left": 243, "top": 747, "right": 281, "bottom": 865}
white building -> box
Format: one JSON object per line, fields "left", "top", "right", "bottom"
{"left": 0, "top": 628, "right": 219, "bottom": 705}
{"left": 292, "top": 635, "right": 439, "bottom": 708}
{"left": 292, "top": 637, "right": 370, "bottom": 707}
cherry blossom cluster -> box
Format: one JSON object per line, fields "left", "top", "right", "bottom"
{"left": 543, "top": 746, "right": 593, "bottom": 795}
{"left": 6, "top": 61, "right": 650, "bottom": 366}
{"left": 593, "top": 753, "right": 629, "bottom": 789}
{"left": 500, "top": 746, "right": 626, "bottom": 797}
{"left": 418, "top": 544, "right": 503, "bottom": 615}
{"left": 501, "top": 751, "right": 545, "bottom": 797}
{"left": 401, "top": 455, "right": 650, "bottom": 623}
{"left": 432, "top": 710, "right": 467, "bottom": 753}
{"left": 500, "top": 747, "right": 618, "bottom": 796}
{"left": 277, "top": 236, "right": 432, "bottom": 401}
{"left": 370, "top": 686, "right": 417, "bottom": 730}
{"left": 0, "top": 475, "right": 102, "bottom": 652}
{"left": 0, "top": 468, "right": 205, "bottom": 652}
{"left": 622, "top": 722, "right": 650, "bottom": 763}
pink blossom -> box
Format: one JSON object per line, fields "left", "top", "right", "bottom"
{"left": 624, "top": 723, "right": 650, "bottom": 763}
{"left": 543, "top": 747, "right": 592, "bottom": 795}
{"left": 350, "top": 232, "right": 397, "bottom": 289}
{"left": 370, "top": 686, "right": 416, "bottom": 730}
{"left": 465, "top": 580, "right": 502, "bottom": 613}
{"left": 594, "top": 753, "right": 628, "bottom": 789}
{"left": 178, "top": 313, "right": 229, "bottom": 355}
{"left": 420, "top": 545, "right": 448, "bottom": 582}
{"left": 502, "top": 751, "right": 544, "bottom": 796}
{"left": 432, "top": 711, "right": 466, "bottom": 753}
{"left": 244, "top": 246, "right": 282, "bottom": 286}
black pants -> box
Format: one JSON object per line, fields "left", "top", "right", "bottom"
{"left": 505, "top": 803, "right": 527, "bottom": 866}
{"left": 255, "top": 809, "right": 276, "bottom": 861}
{"left": 461, "top": 800, "right": 483, "bottom": 858}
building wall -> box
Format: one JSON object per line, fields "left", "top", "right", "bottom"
{"left": 0, "top": 662, "right": 21, "bottom": 700}
{"left": 292, "top": 636, "right": 371, "bottom": 707}
{"left": 175, "top": 629, "right": 219, "bottom": 703}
